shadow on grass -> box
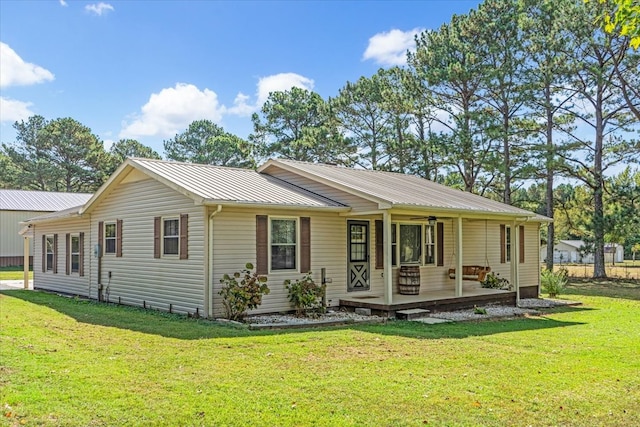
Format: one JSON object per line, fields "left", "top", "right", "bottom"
{"left": 3, "top": 289, "right": 586, "bottom": 341}
{"left": 565, "top": 278, "right": 640, "bottom": 301}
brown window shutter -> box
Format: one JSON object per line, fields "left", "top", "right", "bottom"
{"left": 519, "top": 225, "right": 525, "bottom": 264}
{"left": 53, "top": 234, "right": 58, "bottom": 274}
{"left": 79, "top": 232, "right": 85, "bottom": 277}
{"left": 300, "top": 217, "right": 311, "bottom": 273}
{"left": 500, "top": 225, "right": 506, "bottom": 264}
{"left": 154, "top": 217, "right": 161, "bottom": 259}
{"left": 375, "top": 220, "right": 383, "bottom": 269}
{"left": 116, "top": 219, "right": 123, "bottom": 257}
{"left": 256, "top": 215, "right": 268, "bottom": 275}
{"left": 437, "top": 222, "right": 444, "bottom": 266}
{"left": 98, "top": 221, "right": 104, "bottom": 254}
{"left": 65, "top": 233, "right": 70, "bottom": 275}
{"left": 180, "top": 213, "right": 189, "bottom": 260}
{"left": 41, "top": 234, "right": 46, "bottom": 273}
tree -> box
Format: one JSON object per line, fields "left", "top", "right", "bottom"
{"left": 250, "top": 87, "right": 354, "bottom": 165}
{"left": 331, "top": 75, "right": 394, "bottom": 170}
{"left": 520, "top": 0, "right": 578, "bottom": 270}
{"left": 2, "top": 116, "right": 108, "bottom": 192}
{"left": 595, "top": 0, "right": 640, "bottom": 49}
{"left": 164, "top": 120, "right": 255, "bottom": 168}
{"left": 107, "top": 139, "right": 161, "bottom": 174}
{"left": 632, "top": 243, "right": 640, "bottom": 263}
{"left": 556, "top": 0, "right": 640, "bottom": 278}
{"left": 409, "top": 14, "right": 496, "bottom": 193}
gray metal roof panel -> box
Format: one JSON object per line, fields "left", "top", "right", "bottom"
{"left": 0, "top": 189, "right": 92, "bottom": 212}
{"left": 267, "top": 159, "right": 537, "bottom": 216}
{"left": 131, "top": 158, "right": 346, "bottom": 208}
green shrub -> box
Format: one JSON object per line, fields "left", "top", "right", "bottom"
{"left": 284, "top": 272, "right": 325, "bottom": 317}
{"left": 541, "top": 268, "right": 567, "bottom": 298}
{"left": 480, "top": 272, "right": 512, "bottom": 290}
{"left": 219, "top": 263, "right": 270, "bottom": 321}
{"left": 473, "top": 306, "right": 487, "bottom": 315}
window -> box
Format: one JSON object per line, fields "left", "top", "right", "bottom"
{"left": 71, "top": 235, "right": 80, "bottom": 273}
{"left": 399, "top": 224, "right": 421, "bottom": 264}
{"left": 104, "top": 222, "right": 116, "bottom": 254}
{"left": 391, "top": 224, "right": 397, "bottom": 266}
{"left": 271, "top": 218, "right": 297, "bottom": 270}
{"left": 425, "top": 224, "right": 435, "bottom": 265}
{"left": 506, "top": 226, "right": 512, "bottom": 262}
{"left": 163, "top": 218, "right": 179, "bottom": 255}
{"left": 46, "top": 235, "right": 54, "bottom": 271}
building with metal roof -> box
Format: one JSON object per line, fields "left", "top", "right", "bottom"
{"left": 0, "top": 190, "right": 92, "bottom": 267}
{"left": 22, "top": 158, "right": 547, "bottom": 317}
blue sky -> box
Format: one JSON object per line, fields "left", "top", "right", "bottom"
{"left": 0, "top": 0, "right": 482, "bottom": 155}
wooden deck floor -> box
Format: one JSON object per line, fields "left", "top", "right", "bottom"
{"left": 340, "top": 285, "right": 516, "bottom": 316}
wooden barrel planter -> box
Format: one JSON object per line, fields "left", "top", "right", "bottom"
{"left": 398, "top": 266, "right": 421, "bottom": 295}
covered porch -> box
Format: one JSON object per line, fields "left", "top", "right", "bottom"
{"left": 340, "top": 285, "right": 516, "bottom": 317}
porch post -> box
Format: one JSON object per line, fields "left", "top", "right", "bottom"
{"left": 512, "top": 220, "right": 520, "bottom": 304}
{"left": 23, "top": 236, "right": 30, "bottom": 289}
{"left": 455, "top": 216, "right": 463, "bottom": 297}
{"left": 383, "top": 210, "right": 393, "bottom": 305}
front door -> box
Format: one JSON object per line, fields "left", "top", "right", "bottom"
{"left": 347, "top": 220, "right": 370, "bottom": 292}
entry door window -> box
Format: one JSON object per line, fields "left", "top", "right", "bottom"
{"left": 350, "top": 223, "right": 368, "bottom": 262}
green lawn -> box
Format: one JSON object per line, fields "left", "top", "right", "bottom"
{"left": 0, "top": 266, "right": 32, "bottom": 281}
{"left": 1, "top": 281, "right": 638, "bottom": 426}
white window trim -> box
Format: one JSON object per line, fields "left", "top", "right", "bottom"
{"left": 268, "top": 216, "right": 299, "bottom": 273}
{"left": 45, "top": 235, "right": 54, "bottom": 272}
{"left": 505, "top": 225, "right": 512, "bottom": 263}
{"left": 104, "top": 221, "right": 117, "bottom": 255}
{"left": 161, "top": 216, "right": 180, "bottom": 258}
{"left": 70, "top": 233, "right": 80, "bottom": 275}
{"left": 391, "top": 221, "right": 439, "bottom": 267}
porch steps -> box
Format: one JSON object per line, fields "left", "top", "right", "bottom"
{"left": 395, "top": 308, "right": 431, "bottom": 320}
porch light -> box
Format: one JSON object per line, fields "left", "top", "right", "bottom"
{"left": 428, "top": 216, "right": 437, "bottom": 225}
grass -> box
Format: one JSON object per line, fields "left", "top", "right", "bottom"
{"left": 0, "top": 266, "right": 32, "bottom": 281}
{"left": 1, "top": 281, "right": 639, "bottom": 426}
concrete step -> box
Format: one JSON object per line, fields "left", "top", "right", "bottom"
{"left": 396, "top": 308, "right": 431, "bottom": 320}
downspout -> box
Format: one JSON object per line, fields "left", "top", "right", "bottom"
{"left": 207, "top": 205, "right": 222, "bottom": 317}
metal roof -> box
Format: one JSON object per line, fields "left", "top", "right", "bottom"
{"left": 261, "top": 159, "right": 538, "bottom": 217}
{"left": 124, "top": 158, "right": 346, "bottom": 208}
{"left": 0, "top": 189, "right": 92, "bottom": 212}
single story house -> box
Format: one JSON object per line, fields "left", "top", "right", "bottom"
{"left": 23, "top": 158, "right": 548, "bottom": 317}
{"left": 540, "top": 240, "right": 624, "bottom": 264}
{"left": 0, "top": 189, "right": 92, "bottom": 267}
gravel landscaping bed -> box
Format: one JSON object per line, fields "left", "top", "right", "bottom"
{"left": 242, "top": 298, "right": 581, "bottom": 327}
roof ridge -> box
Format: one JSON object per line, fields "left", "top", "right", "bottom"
{"left": 129, "top": 157, "right": 257, "bottom": 173}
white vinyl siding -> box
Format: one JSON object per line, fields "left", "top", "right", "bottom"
{"left": 90, "top": 178, "right": 205, "bottom": 315}
{"left": 32, "top": 217, "right": 90, "bottom": 296}
{"left": 0, "top": 210, "right": 48, "bottom": 260}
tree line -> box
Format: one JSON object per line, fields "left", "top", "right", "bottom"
{"left": 1, "top": 0, "right": 638, "bottom": 277}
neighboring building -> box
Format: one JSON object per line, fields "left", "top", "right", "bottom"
{"left": 23, "top": 158, "right": 549, "bottom": 317}
{"left": 0, "top": 190, "right": 92, "bottom": 267}
{"left": 540, "top": 240, "right": 624, "bottom": 264}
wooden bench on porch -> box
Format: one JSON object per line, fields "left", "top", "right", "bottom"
{"left": 448, "top": 265, "right": 491, "bottom": 282}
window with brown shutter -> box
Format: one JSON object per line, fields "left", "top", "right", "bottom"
{"left": 500, "top": 225, "right": 506, "bottom": 264}
{"left": 53, "top": 234, "right": 58, "bottom": 274}
{"left": 180, "top": 213, "right": 188, "bottom": 260}
{"left": 519, "top": 225, "right": 525, "bottom": 264}
{"left": 375, "top": 220, "right": 383, "bottom": 269}
{"left": 300, "top": 217, "right": 310, "bottom": 273}
{"left": 154, "top": 217, "right": 161, "bottom": 259}
{"left": 116, "top": 219, "right": 123, "bottom": 257}
{"left": 79, "top": 232, "right": 85, "bottom": 277}
{"left": 437, "top": 222, "right": 444, "bottom": 266}
{"left": 256, "top": 215, "right": 268, "bottom": 275}
{"left": 66, "top": 233, "right": 71, "bottom": 275}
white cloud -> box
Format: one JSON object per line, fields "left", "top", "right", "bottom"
{"left": 0, "top": 97, "right": 34, "bottom": 123}
{"left": 256, "top": 73, "right": 314, "bottom": 106}
{"left": 226, "top": 92, "right": 254, "bottom": 116}
{"left": 119, "top": 83, "right": 224, "bottom": 138}
{"left": 0, "top": 42, "right": 55, "bottom": 88}
{"left": 59, "top": 0, "right": 68, "bottom": 7}
{"left": 85, "top": 2, "right": 114, "bottom": 16}
{"left": 363, "top": 28, "right": 424, "bottom": 66}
